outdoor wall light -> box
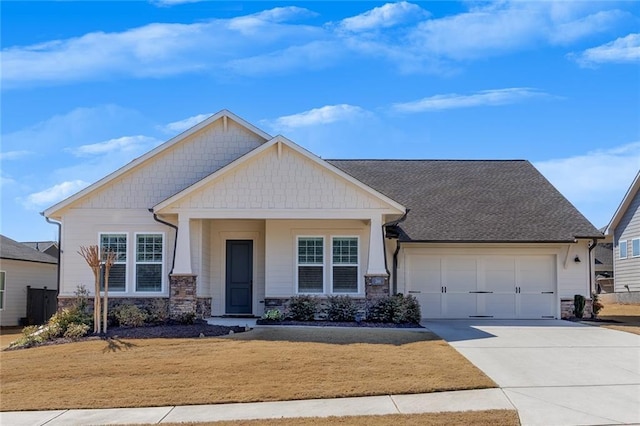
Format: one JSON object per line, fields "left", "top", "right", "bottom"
{"left": 574, "top": 255, "right": 581, "bottom": 263}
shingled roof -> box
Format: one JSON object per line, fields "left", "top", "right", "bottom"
{"left": 327, "top": 160, "right": 602, "bottom": 242}
{"left": 0, "top": 235, "right": 58, "bottom": 264}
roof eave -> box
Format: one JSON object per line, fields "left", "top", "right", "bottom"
{"left": 605, "top": 170, "right": 640, "bottom": 235}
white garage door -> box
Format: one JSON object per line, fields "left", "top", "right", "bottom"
{"left": 406, "top": 254, "right": 556, "bottom": 319}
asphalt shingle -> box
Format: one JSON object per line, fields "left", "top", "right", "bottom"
{"left": 0, "top": 235, "right": 58, "bottom": 264}
{"left": 328, "top": 159, "right": 602, "bottom": 242}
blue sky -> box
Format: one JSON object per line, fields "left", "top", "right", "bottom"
{"left": 1, "top": 1, "right": 639, "bottom": 242}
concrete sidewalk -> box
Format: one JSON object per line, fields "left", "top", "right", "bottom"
{"left": 1, "top": 388, "right": 514, "bottom": 425}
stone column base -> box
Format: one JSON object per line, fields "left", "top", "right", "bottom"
{"left": 365, "top": 274, "right": 389, "bottom": 300}
{"left": 169, "top": 274, "right": 197, "bottom": 319}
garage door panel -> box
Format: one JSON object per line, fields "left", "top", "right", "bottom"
{"left": 444, "top": 293, "right": 476, "bottom": 318}
{"left": 418, "top": 293, "right": 443, "bottom": 318}
{"left": 520, "top": 294, "right": 555, "bottom": 318}
{"left": 444, "top": 257, "right": 477, "bottom": 292}
{"left": 485, "top": 257, "right": 516, "bottom": 293}
{"left": 518, "top": 256, "right": 555, "bottom": 292}
{"left": 484, "top": 294, "right": 517, "bottom": 318}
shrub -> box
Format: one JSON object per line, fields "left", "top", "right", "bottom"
{"left": 147, "top": 299, "right": 170, "bottom": 324}
{"left": 73, "top": 284, "right": 90, "bottom": 314}
{"left": 574, "top": 294, "right": 586, "bottom": 319}
{"left": 592, "top": 292, "right": 603, "bottom": 318}
{"left": 63, "top": 323, "right": 90, "bottom": 340}
{"left": 10, "top": 326, "right": 45, "bottom": 349}
{"left": 262, "top": 309, "right": 284, "bottom": 321}
{"left": 113, "top": 304, "right": 148, "bottom": 327}
{"left": 287, "top": 295, "right": 318, "bottom": 321}
{"left": 326, "top": 295, "right": 357, "bottom": 322}
{"left": 176, "top": 311, "right": 196, "bottom": 325}
{"left": 367, "top": 294, "right": 421, "bottom": 324}
{"left": 48, "top": 307, "right": 92, "bottom": 337}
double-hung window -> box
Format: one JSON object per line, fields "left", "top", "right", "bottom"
{"left": 619, "top": 240, "right": 628, "bottom": 259}
{"left": 136, "top": 233, "right": 163, "bottom": 292}
{"left": 100, "top": 234, "right": 127, "bottom": 291}
{"left": 632, "top": 239, "right": 640, "bottom": 258}
{"left": 332, "top": 237, "right": 358, "bottom": 293}
{"left": 297, "top": 237, "right": 324, "bottom": 293}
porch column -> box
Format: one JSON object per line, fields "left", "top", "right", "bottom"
{"left": 173, "top": 216, "right": 192, "bottom": 274}
{"left": 366, "top": 215, "right": 390, "bottom": 300}
{"left": 367, "top": 215, "right": 388, "bottom": 276}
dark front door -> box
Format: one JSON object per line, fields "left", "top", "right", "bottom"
{"left": 225, "top": 240, "right": 253, "bottom": 314}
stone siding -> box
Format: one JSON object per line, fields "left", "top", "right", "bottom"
{"left": 169, "top": 274, "right": 197, "bottom": 319}
{"left": 561, "top": 298, "right": 594, "bottom": 319}
{"left": 365, "top": 275, "right": 390, "bottom": 300}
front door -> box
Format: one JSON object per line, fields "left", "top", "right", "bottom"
{"left": 225, "top": 240, "right": 253, "bottom": 314}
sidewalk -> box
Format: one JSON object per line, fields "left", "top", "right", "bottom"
{"left": 1, "top": 388, "right": 514, "bottom": 426}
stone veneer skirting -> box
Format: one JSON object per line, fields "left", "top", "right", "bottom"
{"left": 560, "top": 298, "right": 593, "bottom": 319}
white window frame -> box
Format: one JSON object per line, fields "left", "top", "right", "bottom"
{"left": 296, "top": 236, "right": 325, "bottom": 294}
{"left": 632, "top": 238, "right": 640, "bottom": 258}
{"left": 134, "top": 232, "right": 165, "bottom": 293}
{"left": 619, "top": 240, "right": 628, "bottom": 259}
{"left": 330, "top": 236, "right": 360, "bottom": 294}
{"left": 99, "top": 232, "right": 128, "bottom": 293}
{"left": 0, "top": 271, "right": 5, "bottom": 310}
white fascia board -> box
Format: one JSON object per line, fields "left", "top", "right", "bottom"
{"left": 162, "top": 208, "right": 401, "bottom": 220}
{"left": 153, "top": 135, "right": 406, "bottom": 214}
{"left": 43, "top": 110, "right": 272, "bottom": 219}
{"left": 605, "top": 170, "right": 640, "bottom": 235}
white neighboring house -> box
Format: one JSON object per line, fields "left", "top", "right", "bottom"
{"left": 43, "top": 110, "right": 602, "bottom": 320}
{"left": 0, "top": 235, "right": 58, "bottom": 326}
{"left": 606, "top": 171, "right": 640, "bottom": 301}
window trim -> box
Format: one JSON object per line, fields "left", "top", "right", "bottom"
{"left": 134, "top": 232, "right": 165, "bottom": 293}
{"left": 0, "top": 271, "right": 5, "bottom": 310}
{"left": 296, "top": 236, "right": 325, "bottom": 294}
{"left": 619, "top": 240, "right": 628, "bottom": 259}
{"left": 330, "top": 235, "right": 360, "bottom": 294}
{"left": 632, "top": 238, "right": 640, "bottom": 258}
{"left": 99, "top": 232, "right": 129, "bottom": 293}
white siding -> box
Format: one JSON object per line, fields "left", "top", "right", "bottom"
{"left": 0, "top": 259, "right": 57, "bottom": 326}
{"left": 614, "top": 189, "right": 640, "bottom": 292}
{"left": 264, "top": 219, "right": 370, "bottom": 298}
{"left": 59, "top": 209, "right": 174, "bottom": 297}
{"left": 168, "top": 143, "right": 392, "bottom": 211}
{"left": 72, "top": 120, "right": 264, "bottom": 210}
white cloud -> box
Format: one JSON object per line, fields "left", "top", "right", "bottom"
{"left": 573, "top": 33, "right": 640, "bottom": 66}
{"left": 0, "top": 175, "right": 16, "bottom": 188}
{"left": 339, "top": 2, "right": 428, "bottom": 32}
{"left": 163, "top": 113, "right": 213, "bottom": 133}
{"left": 534, "top": 142, "right": 640, "bottom": 228}
{"left": 0, "top": 150, "right": 33, "bottom": 160}
{"left": 23, "top": 180, "right": 90, "bottom": 210}
{"left": 393, "top": 88, "right": 549, "bottom": 113}
{"left": 268, "top": 104, "right": 368, "bottom": 130}
{"left": 69, "top": 135, "right": 160, "bottom": 156}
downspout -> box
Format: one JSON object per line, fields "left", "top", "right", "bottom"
{"left": 382, "top": 209, "right": 410, "bottom": 295}
{"left": 149, "top": 209, "right": 178, "bottom": 277}
{"left": 42, "top": 213, "right": 61, "bottom": 294}
{"left": 588, "top": 238, "right": 598, "bottom": 295}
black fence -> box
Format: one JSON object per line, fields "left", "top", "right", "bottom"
{"left": 25, "top": 286, "right": 57, "bottom": 325}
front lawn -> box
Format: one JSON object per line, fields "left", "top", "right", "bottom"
{"left": 0, "top": 327, "right": 496, "bottom": 411}
{"left": 598, "top": 302, "right": 640, "bottom": 335}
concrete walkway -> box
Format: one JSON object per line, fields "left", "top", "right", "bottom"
{"left": 1, "top": 388, "right": 514, "bottom": 425}
{"left": 423, "top": 320, "right": 640, "bottom": 426}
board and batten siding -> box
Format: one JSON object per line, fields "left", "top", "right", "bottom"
{"left": 614, "top": 189, "right": 640, "bottom": 292}
{"left": 59, "top": 209, "right": 173, "bottom": 297}
{"left": 0, "top": 259, "right": 57, "bottom": 326}
{"left": 72, "top": 120, "right": 265, "bottom": 211}
{"left": 264, "top": 219, "right": 370, "bottom": 298}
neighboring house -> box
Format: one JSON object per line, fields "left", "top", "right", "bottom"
{"left": 594, "top": 230, "right": 614, "bottom": 293}
{"left": 44, "top": 110, "right": 602, "bottom": 320}
{"left": 606, "top": 171, "right": 640, "bottom": 296}
{"left": 0, "top": 235, "right": 58, "bottom": 326}
{"left": 22, "top": 241, "right": 60, "bottom": 259}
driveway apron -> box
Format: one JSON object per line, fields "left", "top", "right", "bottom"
{"left": 423, "top": 320, "right": 640, "bottom": 426}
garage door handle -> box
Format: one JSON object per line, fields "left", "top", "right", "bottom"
{"left": 469, "top": 291, "right": 493, "bottom": 294}
{"left": 541, "top": 291, "right": 554, "bottom": 294}
{"left": 408, "top": 291, "right": 421, "bottom": 294}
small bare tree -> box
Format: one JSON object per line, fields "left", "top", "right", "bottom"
{"left": 102, "top": 250, "right": 116, "bottom": 333}
{"left": 78, "top": 245, "right": 102, "bottom": 333}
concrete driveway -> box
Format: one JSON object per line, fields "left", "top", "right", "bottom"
{"left": 423, "top": 320, "right": 640, "bottom": 426}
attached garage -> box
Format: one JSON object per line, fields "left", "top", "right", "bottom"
{"left": 405, "top": 249, "right": 558, "bottom": 319}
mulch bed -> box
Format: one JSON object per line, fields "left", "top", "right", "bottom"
{"left": 105, "top": 322, "right": 246, "bottom": 339}
{"left": 256, "top": 319, "right": 423, "bottom": 328}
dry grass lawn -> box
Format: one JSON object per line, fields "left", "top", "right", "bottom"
{"left": 598, "top": 302, "right": 640, "bottom": 335}
{"left": 158, "top": 410, "right": 520, "bottom": 426}
{"left": 0, "top": 328, "right": 22, "bottom": 349}
{"left": 1, "top": 327, "right": 496, "bottom": 411}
